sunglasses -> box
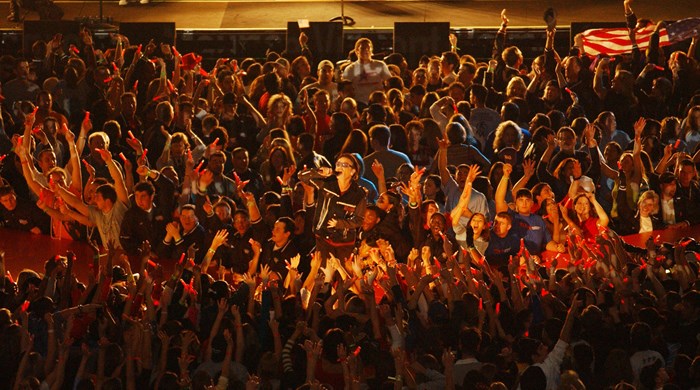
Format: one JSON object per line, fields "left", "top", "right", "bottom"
{"left": 335, "top": 162, "right": 353, "bottom": 169}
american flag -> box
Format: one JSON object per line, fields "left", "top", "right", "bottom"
{"left": 665, "top": 18, "right": 700, "bottom": 43}
{"left": 581, "top": 25, "right": 670, "bottom": 57}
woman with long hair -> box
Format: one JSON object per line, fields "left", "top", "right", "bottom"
{"left": 560, "top": 192, "right": 609, "bottom": 240}
{"left": 255, "top": 93, "right": 293, "bottom": 145}
{"left": 260, "top": 145, "right": 295, "bottom": 193}
{"left": 322, "top": 112, "right": 353, "bottom": 165}
{"left": 339, "top": 129, "right": 368, "bottom": 157}
{"left": 539, "top": 197, "right": 567, "bottom": 244}
{"left": 680, "top": 105, "right": 700, "bottom": 153}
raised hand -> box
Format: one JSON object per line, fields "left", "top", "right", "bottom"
{"left": 199, "top": 169, "right": 215, "bottom": 187}
{"left": 260, "top": 264, "right": 271, "bottom": 284}
{"left": 466, "top": 164, "right": 481, "bottom": 184}
{"left": 210, "top": 229, "right": 229, "bottom": 250}
{"left": 522, "top": 159, "right": 535, "bottom": 178}
{"left": 371, "top": 160, "right": 384, "bottom": 178}
{"left": 448, "top": 33, "right": 457, "bottom": 48}
{"left": 94, "top": 148, "right": 112, "bottom": 163}
{"left": 502, "top": 163, "right": 513, "bottom": 178}
{"left": 500, "top": 8, "right": 509, "bottom": 25}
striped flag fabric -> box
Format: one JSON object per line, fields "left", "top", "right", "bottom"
{"left": 581, "top": 25, "right": 670, "bottom": 57}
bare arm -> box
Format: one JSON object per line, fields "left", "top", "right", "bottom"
{"left": 495, "top": 163, "right": 512, "bottom": 214}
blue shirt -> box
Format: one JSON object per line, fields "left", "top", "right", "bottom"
{"left": 508, "top": 209, "right": 551, "bottom": 255}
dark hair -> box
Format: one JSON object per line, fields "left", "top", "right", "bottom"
{"left": 297, "top": 133, "right": 315, "bottom": 152}
{"left": 96, "top": 184, "right": 117, "bottom": 204}
{"left": 515, "top": 188, "right": 533, "bottom": 200}
{"left": 389, "top": 124, "right": 409, "bottom": 154}
{"left": 276, "top": 216, "right": 295, "bottom": 234}
{"left": 133, "top": 181, "right": 155, "bottom": 196}
{"left": 446, "top": 122, "right": 467, "bottom": 145}
{"left": 459, "top": 327, "right": 482, "bottom": 355}
{"left": 441, "top": 51, "right": 460, "bottom": 70}
{"left": 501, "top": 102, "right": 520, "bottom": 122}
{"left": 340, "top": 129, "right": 368, "bottom": 156}
{"left": 470, "top": 84, "right": 488, "bottom": 104}
{"left": 369, "top": 125, "right": 391, "bottom": 148}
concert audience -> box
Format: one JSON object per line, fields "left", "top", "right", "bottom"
{"left": 0, "top": 2, "right": 699, "bottom": 389}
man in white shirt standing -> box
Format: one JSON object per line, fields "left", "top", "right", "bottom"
{"left": 342, "top": 38, "right": 391, "bottom": 107}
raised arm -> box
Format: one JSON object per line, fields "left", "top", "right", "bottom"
{"left": 495, "top": 163, "right": 512, "bottom": 214}
{"left": 593, "top": 57, "right": 611, "bottom": 101}
{"left": 95, "top": 148, "right": 129, "bottom": 205}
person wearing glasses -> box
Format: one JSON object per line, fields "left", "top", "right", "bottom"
{"left": 298, "top": 153, "right": 366, "bottom": 263}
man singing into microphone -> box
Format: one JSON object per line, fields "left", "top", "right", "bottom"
{"left": 298, "top": 153, "right": 366, "bottom": 263}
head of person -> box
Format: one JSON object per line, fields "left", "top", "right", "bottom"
{"left": 133, "top": 182, "right": 155, "bottom": 212}
{"left": 659, "top": 172, "right": 677, "bottom": 199}
{"left": 271, "top": 217, "right": 294, "bottom": 246}
{"left": 340, "top": 129, "right": 368, "bottom": 156}
{"left": 362, "top": 205, "right": 385, "bottom": 231}
{"left": 502, "top": 46, "right": 523, "bottom": 69}
{"left": 369, "top": 124, "right": 391, "bottom": 151}
{"left": 406, "top": 120, "right": 424, "bottom": 152}
{"left": 412, "top": 67, "right": 428, "bottom": 87}
{"left": 37, "top": 149, "right": 57, "bottom": 173}
{"left": 207, "top": 151, "right": 226, "bottom": 176}
{"left": 440, "top": 51, "right": 460, "bottom": 76}
{"left": 339, "top": 98, "right": 358, "bottom": 121}
{"left": 457, "top": 62, "right": 477, "bottom": 85}
{"left": 429, "top": 212, "right": 447, "bottom": 239}
{"left": 446, "top": 122, "right": 467, "bottom": 146}
{"left": 557, "top": 127, "right": 577, "bottom": 152}
{"left": 678, "top": 159, "right": 697, "bottom": 188}
{"left": 313, "top": 89, "right": 330, "bottom": 114}
{"left": 422, "top": 174, "right": 442, "bottom": 198}
{"left": 493, "top": 212, "right": 513, "bottom": 238}
{"left": 233, "top": 209, "right": 251, "bottom": 235}
{"left": 335, "top": 153, "right": 360, "bottom": 181}
{"left": 499, "top": 103, "right": 519, "bottom": 127}
{"left": 506, "top": 77, "right": 527, "bottom": 99}
{"left": 543, "top": 80, "right": 561, "bottom": 103}
{"left": 468, "top": 213, "right": 487, "bottom": 237}
{"left": 377, "top": 191, "right": 401, "bottom": 213}
{"left": 291, "top": 55, "right": 311, "bottom": 79}
{"left": 316, "top": 60, "right": 334, "bottom": 84}
{"left": 88, "top": 132, "right": 110, "bottom": 161}
{"left": 214, "top": 200, "right": 232, "bottom": 223}
{"left": 638, "top": 190, "right": 660, "bottom": 218}
{"left": 331, "top": 111, "right": 353, "bottom": 138}
{"left": 95, "top": 184, "right": 118, "bottom": 212}
{"left": 155, "top": 100, "right": 174, "bottom": 125}
{"left": 493, "top": 120, "right": 523, "bottom": 151}
{"left": 120, "top": 92, "right": 137, "bottom": 117}
{"left": 267, "top": 93, "right": 292, "bottom": 120}
{"left": 179, "top": 204, "right": 199, "bottom": 231}
{"left": 532, "top": 183, "right": 554, "bottom": 206}
{"left": 573, "top": 193, "right": 594, "bottom": 220}
{"left": 0, "top": 186, "right": 17, "bottom": 211}
{"left": 354, "top": 38, "right": 373, "bottom": 62}
{"left": 563, "top": 56, "right": 582, "bottom": 83}
{"left": 232, "top": 147, "right": 249, "bottom": 173}
{"left": 470, "top": 84, "right": 488, "bottom": 107}
{"left": 514, "top": 189, "right": 534, "bottom": 215}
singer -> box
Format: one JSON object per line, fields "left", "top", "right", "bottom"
{"left": 298, "top": 153, "right": 366, "bottom": 264}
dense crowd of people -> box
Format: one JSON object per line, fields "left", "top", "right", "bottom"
{"left": 0, "top": 0, "right": 699, "bottom": 388}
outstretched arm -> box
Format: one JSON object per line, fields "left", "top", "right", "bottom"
{"left": 96, "top": 148, "right": 129, "bottom": 205}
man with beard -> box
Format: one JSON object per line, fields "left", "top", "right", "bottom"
{"left": 197, "top": 151, "right": 238, "bottom": 198}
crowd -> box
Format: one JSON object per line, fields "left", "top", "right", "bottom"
{"left": 0, "top": 0, "right": 700, "bottom": 388}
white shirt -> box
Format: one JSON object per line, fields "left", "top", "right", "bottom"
{"left": 639, "top": 215, "right": 653, "bottom": 233}
{"left": 342, "top": 60, "right": 391, "bottom": 104}
{"left": 660, "top": 197, "right": 676, "bottom": 225}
